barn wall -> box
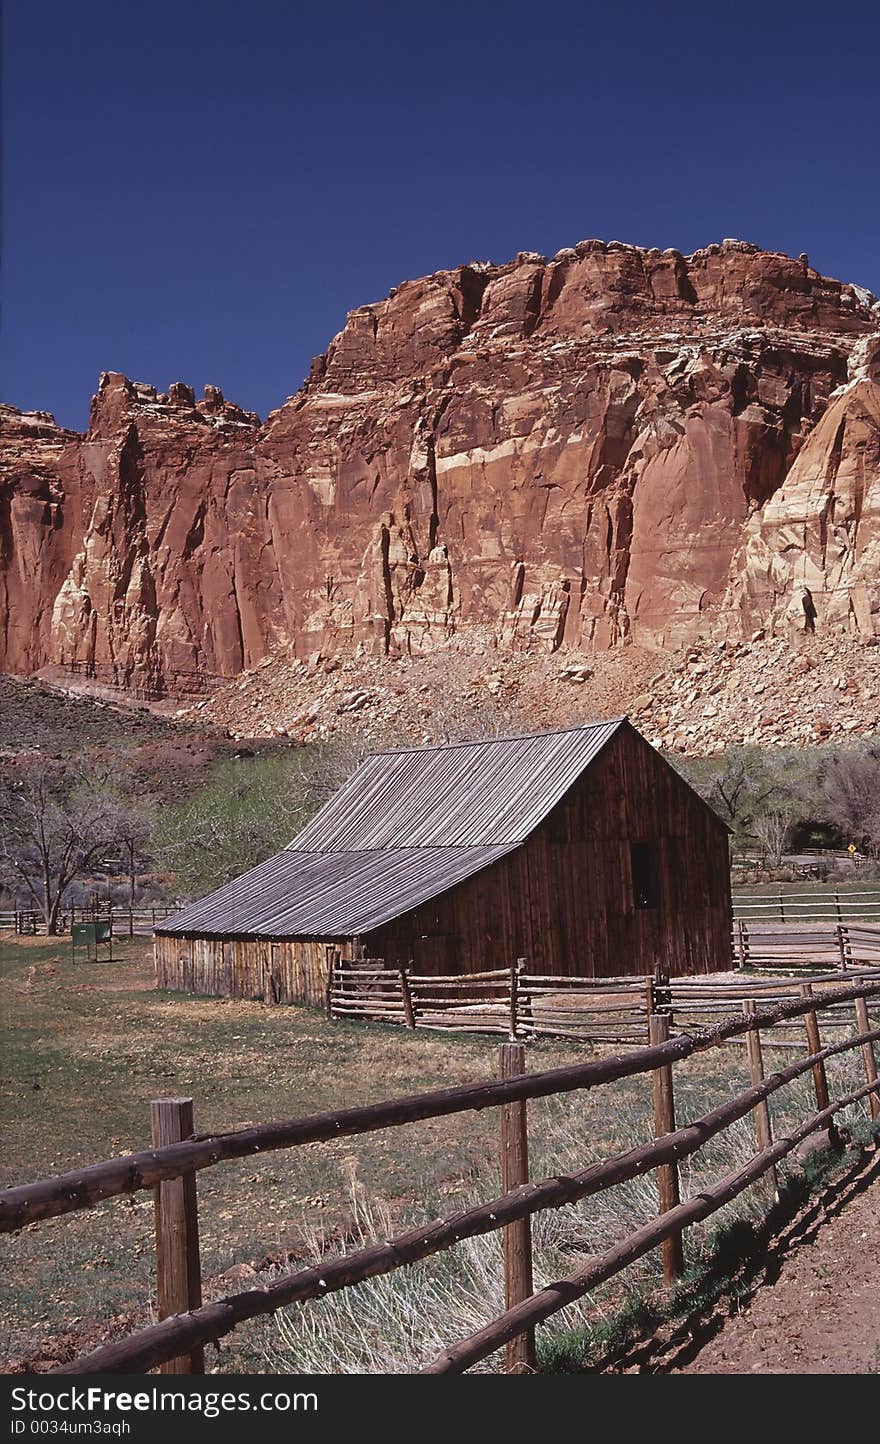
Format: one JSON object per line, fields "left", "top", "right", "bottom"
{"left": 154, "top": 933, "right": 343, "bottom": 1007}
{"left": 366, "top": 725, "right": 731, "bottom": 978}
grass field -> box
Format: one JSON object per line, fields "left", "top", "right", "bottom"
{"left": 1, "top": 933, "right": 872, "bottom": 1373}
{"left": 0, "top": 934, "right": 592, "bottom": 1370}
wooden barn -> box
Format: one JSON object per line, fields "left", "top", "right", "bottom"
{"left": 154, "top": 718, "right": 732, "bottom": 1007}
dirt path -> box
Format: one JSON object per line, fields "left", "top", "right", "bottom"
{"left": 617, "top": 1149, "right": 880, "bottom": 1375}
{"left": 678, "top": 1175, "right": 879, "bottom": 1374}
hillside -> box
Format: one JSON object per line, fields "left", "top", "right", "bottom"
{"left": 185, "top": 623, "right": 880, "bottom": 755}
{"left": 2, "top": 239, "right": 878, "bottom": 709}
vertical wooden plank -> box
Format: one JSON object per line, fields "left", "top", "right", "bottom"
{"left": 649, "top": 1014, "right": 683, "bottom": 1283}
{"left": 324, "top": 948, "right": 336, "bottom": 1018}
{"left": 150, "top": 1098, "right": 204, "bottom": 1375}
{"left": 645, "top": 974, "right": 655, "bottom": 1040}
{"left": 837, "top": 925, "right": 850, "bottom": 971}
{"left": 743, "top": 1000, "right": 778, "bottom": 1199}
{"left": 499, "top": 1041, "right": 534, "bottom": 1374}
{"left": 852, "top": 977, "right": 880, "bottom": 1122}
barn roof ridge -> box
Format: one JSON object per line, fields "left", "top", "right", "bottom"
{"left": 364, "top": 715, "right": 630, "bottom": 759}
{"left": 287, "top": 716, "right": 628, "bottom": 855}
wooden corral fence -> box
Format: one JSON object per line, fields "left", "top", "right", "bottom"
{"left": 327, "top": 953, "right": 880, "bottom": 1045}
{"left": 0, "top": 905, "right": 178, "bottom": 939}
{"left": 2, "top": 979, "right": 879, "bottom": 1377}
{"left": 327, "top": 957, "right": 652, "bottom": 1044}
{"left": 732, "top": 888, "right": 880, "bottom": 924}
{"left": 731, "top": 921, "right": 880, "bottom": 970}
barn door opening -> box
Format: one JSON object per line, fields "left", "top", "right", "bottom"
{"left": 630, "top": 841, "right": 660, "bottom": 910}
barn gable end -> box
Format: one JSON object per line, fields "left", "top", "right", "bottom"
{"left": 365, "top": 723, "right": 730, "bottom": 978}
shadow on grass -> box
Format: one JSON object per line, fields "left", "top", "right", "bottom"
{"left": 538, "top": 1122, "right": 880, "bottom": 1374}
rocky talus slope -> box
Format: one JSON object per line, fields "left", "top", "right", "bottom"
{"left": 2, "top": 240, "right": 879, "bottom": 708}
{"left": 186, "top": 626, "right": 879, "bottom": 756}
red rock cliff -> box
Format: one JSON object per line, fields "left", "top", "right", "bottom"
{"left": 2, "top": 240, "right": 878, "bottom": 695}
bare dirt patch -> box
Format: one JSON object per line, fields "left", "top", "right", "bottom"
{"left": 673, "top": 1157, "right": 880, "bottom": 1374}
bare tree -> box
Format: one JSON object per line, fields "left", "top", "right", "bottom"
{"left": 0, "top": 763, "right": 149, "bottom": 933}
{"left": 818, "top": 745, "right": 880, "bottom": 856}
{"left": 751, "top": 805, "right": 797, "bottom": 870}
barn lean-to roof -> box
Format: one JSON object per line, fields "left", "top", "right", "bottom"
{"left": 157, "top": 717, "right": 628, "bottom": 940}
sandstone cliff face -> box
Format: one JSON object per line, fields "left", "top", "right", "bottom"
{"left": 1, "top": 240, "right": 878, "bottom": 695}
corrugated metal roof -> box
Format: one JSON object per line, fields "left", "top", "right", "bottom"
{"left": 158, "top": 718, "right": 628, "bottom": 939}
{"left": 289, "top": 718, "right": 625, "bottom": 852}
{"left": 156, "top": 844, "right": 514, "bottom": 938}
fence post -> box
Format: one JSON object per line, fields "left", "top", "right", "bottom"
{"left": 799, "top": 983, "right": 838, "bottom": 1145}
{"left": 150, "top": 1098, "right": 203, "bottom": 1374}
{"left": 129, "top": 909, "right": 134, "bottom": 940}
{"left": 515, "top": 958, "right": 532, "bottom": 1039}
{"left": 836, "top": 925, "right": 850, "bottom": 971}
{"left": 324, "top": 949, "right": 337, "bottom": 1019}
{"left": 498, "top": 1041, "right": 534, "bottom": 1374}
{"left": 509, "top": 964, "right": 519, "bottom": 1041}
{"left": 778, "top": 892, "right": 785, "bottom": 923}
{"left": 648, "top": 1014, "right": 683, "bottom": 1283}
{"left": 653, "top": 964, "right": 671, "bottom": 1028}
{"left": 834, "top": 891, "right": 842, "bottom": 924}
{"left": 743, "top": 1000, "right": 778, "bottom": 1199}
{"left": 645, "top": 974, "right": 655, "bottom": 1041}
{"left": 852, "top": 977, "right": 880, "bottom": 1123}
{"left": 400, "top": 966, "right": 416, "bottom": 1028}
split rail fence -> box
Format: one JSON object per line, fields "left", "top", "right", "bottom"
{"left": 731, "top": 920, "right": 880, "bottom": 970}
{"left": 0, "top": 905, "right": 178, "bottom": 938}
{"left": 327, "top": 952, "right": 880, "bottom": 1045}
{"left": 732, "top": 888, "right": 880, "bottom": 923}
{"left": 1, "top": 978, "right": 879, "bottom": 1376}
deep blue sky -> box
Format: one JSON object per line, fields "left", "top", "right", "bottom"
{"left": 4, "top": 0, "right": 879, "bottom": 432}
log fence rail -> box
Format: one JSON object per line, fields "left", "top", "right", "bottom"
{"left": 0, "top": 905, "right": 178, "bottom": 938}
{"left": 328, "top": 954, "right": 880, "bottom": 1044}
{"left": 1, "top": 978, "right": 879, "bottom": 1376}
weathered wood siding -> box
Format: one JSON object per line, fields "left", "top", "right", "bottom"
{"left": 365, "top": 727, "right": 731, "bottom": 979}
{"left": 154, "top": 934, "right": 340, "bottom": 1007}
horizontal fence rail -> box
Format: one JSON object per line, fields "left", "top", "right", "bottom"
{"left": 2, "top": 979, "right": 879, "bottom": 1376}
{"left": 732, "top": 921, "right": 880, "bottom": 971}
{"left": 327, "top": 954, "right": 880, "bottom": 1045}
{"left": 421, "top": 1073, "right": 880, "bottom": 1374}
{"left": 732, "top": 888, "right": 880, "bottom": 923}
{"left": 0, "top": 905, "right": 179, "bottom": 938}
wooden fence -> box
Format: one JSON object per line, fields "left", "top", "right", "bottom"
{"left": 1, "top": 978, "right": 878, "bottom": 1375}
{"left": 732, "top": 888, "right": 880, "bottom": 923}
{"left": 0, "top": 905, "right": 178, "bottom": 938}
{"left": 327, "top": 957, "right": 651, "bottom": 1043}
{"left": 731, "top": 921, "right": 880, "bottom": 970}
{"left": 328, "top": 953, "right": 880, "bottom": 1045}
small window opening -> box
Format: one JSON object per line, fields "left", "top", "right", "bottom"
{"left": 631, "top": 841, "right": 660, "bottom": 910}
